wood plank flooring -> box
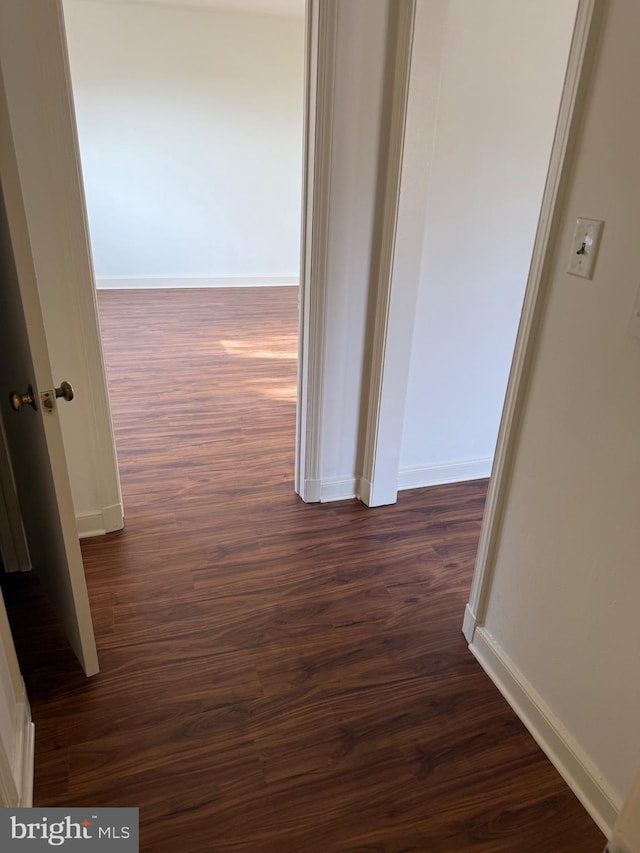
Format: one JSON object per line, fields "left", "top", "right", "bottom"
{"left": 2, "top": 288, "right": 604, "bottom": 851}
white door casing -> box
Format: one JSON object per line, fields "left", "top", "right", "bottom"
{"left": 295, "top": 0, "right": 419, "bottom": 506}
{"left": 295, "top": 0, "right": 337, "bottom": 502}
{"left": 359, "top": 0, "right": 423, "bottom": 508}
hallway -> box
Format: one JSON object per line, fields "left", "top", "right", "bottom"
{"left": 2, "top": 288, "right": 603, "bottom": 851}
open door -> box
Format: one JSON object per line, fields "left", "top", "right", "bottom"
{"left": 0, "top": 52, "right": 99, "bottom": 676}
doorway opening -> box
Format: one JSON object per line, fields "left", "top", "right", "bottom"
{"left": 61, "top": 0, "right": 306, "bottom": 523}
{"left": 391, "top": 0, "right": 581, "bottom": 501}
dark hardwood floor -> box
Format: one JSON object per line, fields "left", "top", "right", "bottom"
{"left": 3, "top": 288, "right": 604, "bottom": 851}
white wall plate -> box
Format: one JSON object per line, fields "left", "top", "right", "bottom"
{"left": 567, "top": 217, "right": 604, "bottom": 279}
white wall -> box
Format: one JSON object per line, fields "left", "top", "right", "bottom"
{"left": 479, "top": 0, "right": 640, "bottom": 827}
{"left": 399, "top": 0, "right": 578, "bottom": 488}
{"left": 63, "top": 0, "right": 304, "bottom": 285}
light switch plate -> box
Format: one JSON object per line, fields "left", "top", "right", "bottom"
{"left": 567, "top": 218, "right": 604, "bottom": 279}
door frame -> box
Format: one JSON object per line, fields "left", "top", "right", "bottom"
{"left": 359, "top": 0, "right": 430, "bottom": 508}
{"left": 357, "top": 0, "right": 599, "bottom": 510}
{"left": 294, "top": 0, "right": 336, "bottom": 502}
{"left": 296, "top": 0, "right": 598, "bottom": 511}
{"left": 295, "top": 0, "right": 418, "bottom": 504}
{"left": 463, "top": 0, "right": 601, "bottom": 642}
{"left": 0, "top": 0, "right": 328, "bottom": 518}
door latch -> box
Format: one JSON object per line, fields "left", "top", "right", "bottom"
{"left": 42, "top": 381, "right": 75, "bottom": 413}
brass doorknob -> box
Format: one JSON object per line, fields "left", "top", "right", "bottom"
{"left": 55, "top": 381, "right": 74, "bottom": 402}
{"left": 9, "top": 386, "right": 37, "bottom": 412}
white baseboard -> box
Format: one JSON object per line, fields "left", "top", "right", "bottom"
{"left": 301, "top": 477, "right": 359, "bottom": 503}
{"left": 300, "top": 479, "right": 321, "bottom": 503}
{"left": 398, "top": 458, "right": 493, "bottom": 490}
{"left": 77, "top": 502, "right": 124, "bottom": 539}
{"left": 305, "top": 464, "right": 491, "bottom": 506}
{"left": 320, "top": 477, "right": 358, "bottom": 502}
{"left": 14, "top": 699, "right": 34, "bottom": 807}
{"left": 359, "top": 477, "right": 373, "bottom": 506}
{"left": 470, "top": 627, "right": 620, "bottom": 837}
{"left": 358, "top": 476, "right": 399, "bottom": 508}
{"left": 606, "top": 844, "right": 628, "bottom": 853}
{"left": 19, "top": 720, "right": 34, "bottom": 807}
{"left": 96, "top": 275, "right": 299, "bottom": 290}
{"left": 462, "top": 602, "right": 476, "bottom": 643}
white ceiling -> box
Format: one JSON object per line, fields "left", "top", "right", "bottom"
{"left": 83, "top": 0, "right": 305, "bottom": 18}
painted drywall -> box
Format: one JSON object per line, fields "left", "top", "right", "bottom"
{"left": 482, "top": 0, "right": 640, "bottom": 814}
{"left": 399, "top": 0, "right": 578, "bottom": 487}
{"left": 62, "top": 0, "right": 304, "bottom": 284}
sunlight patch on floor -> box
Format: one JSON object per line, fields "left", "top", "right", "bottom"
{"left": 220, "top": 335, "right": 297, "bottom": 360}
{"left": 260, "top": 384, "right": 297, "bottom": 401}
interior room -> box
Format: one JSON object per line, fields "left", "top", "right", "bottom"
{"left": 63, "top": 0, "right": 304, "bottom": 293}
